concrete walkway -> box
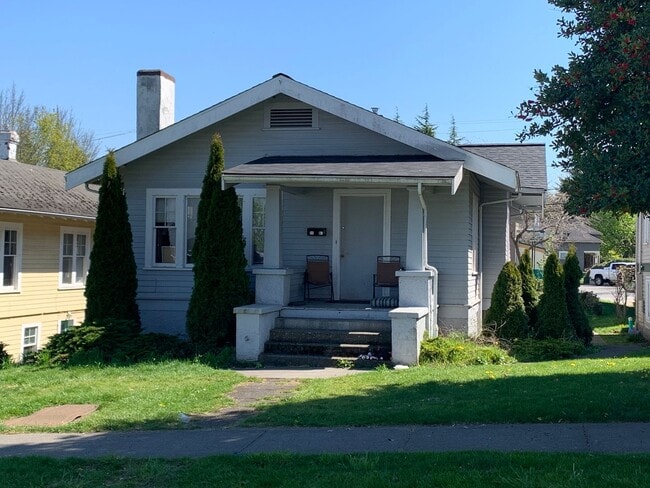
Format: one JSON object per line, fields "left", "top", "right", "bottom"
{"left": 1, "top": 423, "right": 648, "bottom": 458}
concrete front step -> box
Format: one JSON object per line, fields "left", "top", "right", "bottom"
{"left": 258, "top": 353, "right": 390, "bottom": 369}
{"left": 269, "top": 327, "right": 389, "bottom": 345}
{"left": 264, "top": 340, "right": 390, "bottom": 358}
{"left": 276, "top": 316, "right": 391, "bottom": 332}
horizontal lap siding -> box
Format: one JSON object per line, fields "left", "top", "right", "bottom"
{"left": 121, "top": 97, "right": 424, "bottom": 332}
{"left": 481, "top": 187, "right": 510, "bottom": 311}
{"left": 0, "top": 213, "right": 92, "bottom": 360}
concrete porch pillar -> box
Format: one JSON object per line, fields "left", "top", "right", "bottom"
{"left": 405, "top": 187, "right": 425, "bottom": 270}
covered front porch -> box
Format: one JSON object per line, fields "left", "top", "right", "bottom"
{"left": 223, "top": 157, "right": 469, "bottom": 365}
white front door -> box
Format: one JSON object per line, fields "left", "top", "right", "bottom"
{"left": 334, "top": 190, "right": 391, "bottom": 301}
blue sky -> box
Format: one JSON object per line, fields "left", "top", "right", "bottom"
{"left": 6, "top": 0, "right": 573, "bottom": 188}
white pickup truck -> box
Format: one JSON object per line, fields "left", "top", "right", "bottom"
{"left": 588, "top": 261, "right": 635, "bottom": 286}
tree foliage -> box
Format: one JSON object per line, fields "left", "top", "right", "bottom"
{"left": 485, "top": 261, "right": 529, "bottom": 339}
{"left": 414, "top": 104, "right": 437, "bottom": 137}
{"left": 516, "top": 1, "right": 649, "bottom": 215}
{"left": 186, "top": 134, "right": 250, "bottom": 350}
{"left": 564, "top": 246, "right": 593, "bottom": 345}
{"left": 85, "top": 152, "right": 140, "bottom": 327}
{"left": 0, "top": 84, "right": 97, "bottom": 169}
{"left": 446, "top": 115, "right": 465, "bottom": 145}
{"left": 589, "top": 210, "right": 636, "bottom": 259}
{"left": 536, "top": 253, "right": 572, "bottom": 339}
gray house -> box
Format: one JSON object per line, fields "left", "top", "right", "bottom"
{"left": 556, "top": 218, "right": 602, "bottom": 271}
{"left": 67, "top": 71, "right": 546, "bottom": 365}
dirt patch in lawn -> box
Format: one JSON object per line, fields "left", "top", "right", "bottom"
{"left": 4, "top": 404, "right": 98, "bottom": 427}
{"left": 189, "top": 379, "right": 300, "bottom": 427}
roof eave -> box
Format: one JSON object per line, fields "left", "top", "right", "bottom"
{"left": 222, "top": 174, "right": 462, "bottom": 194}
{"left": 0, "top": 207, "right": 96, "bottom": 221}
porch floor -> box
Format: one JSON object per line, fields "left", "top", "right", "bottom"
{"left": 284, "top": 301, "right": 392, "bottom": 320}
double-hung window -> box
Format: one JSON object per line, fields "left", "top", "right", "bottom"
{"left": 1, "top": 222, "right": 22, "bottom": 292}
{"left": 60, "top": 227, "right": 91, "bottom": 287}
{"left": 146, "top": 189, "right": 200, "bottom": 268}
{"left": 22, "top": 324, "right": 39, "bottom": 356}
{"left": 146, "top": 188, "right": 266, "bottom": 269}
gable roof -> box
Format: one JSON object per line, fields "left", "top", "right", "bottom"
{"left": 563, "top": 218, "right": 603, "bottom": 244}
{"left": 66, "top": 74, "right": 521, "bottom": 192}
{"left": 1, "top": 159, "right": 97, "bottom": 220}
{"left": 461, "top": 144, "right": 547, "bottom": 192}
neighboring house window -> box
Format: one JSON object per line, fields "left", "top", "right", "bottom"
{"left": 1, "top": 222, "right": 22, "bottom": 292}
{"left": 60, "top": 227, "right": 91, "bottom": 287}
{"left": 145, "top": 189, "right": 200, "bottom": 268}
{"left": 238, "top": 189, "right": 266, "bottom": 266}
{"left": 558, "top": 251, "right": 568, "bottom": 262}
{"left": 644, "top": 215, "right": 650, "bottom": 245}
{"left": 264, "top": 104, "right": 318, "bottom": 129}
{"left": 22, "top": 324, "right": 39, "bottom": 356}
{"left": 59, "top": 318, "right": 75, "bottom": 333}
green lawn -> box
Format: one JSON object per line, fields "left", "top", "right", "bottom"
{"left": 247, "top": 354, "right": 650, "bottom": 426}
{"left": 0, "top": 361, "right": 245, "bottom": 433}
{"left": 2, "top": 452, "right": 650, "bottom": 488}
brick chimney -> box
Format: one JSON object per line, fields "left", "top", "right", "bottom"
{"left": 0, "top": 130, "right": 19, "bottom": 160}
{"left": 136, "top": 70, "right": 175, "bottom": 140}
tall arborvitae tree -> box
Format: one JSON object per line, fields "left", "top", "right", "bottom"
{"left": 85, "top": 151, "right": 140, "bottom": 327}
{"left": 564, "top": 246, "right": 593, "bottom": 345}
{"left": 518, "top": 250, "right": 539, "bottom": 329}
{"left": 536, "top": 253, "right": 572, "bottom": 339}
{"left": 485, "top": 262, "right": 528, "bottom": 339}
{"left": 186, "top": 134, "right": 249, "bottom": 349}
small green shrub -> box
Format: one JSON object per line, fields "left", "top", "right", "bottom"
{"left": 41, "top": 320, "right": 190, "bottom": 366}
{"left": 0, "top": 342, "right": 11, "bottom": 368}
{"left": 420, "top": 336, "right": 514, "bottom": 366}
{"left": 508, "top": 338, "right": 588, "bottom": 362}
{"left": 485, "top": 261, "right": 528, "bottom": 339}
{"left": 580, "top": 291, "right": 603, "bottom": 315}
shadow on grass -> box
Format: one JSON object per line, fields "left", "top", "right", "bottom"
{"left": 246, "top": 367, "right": 650, "bottom": 427}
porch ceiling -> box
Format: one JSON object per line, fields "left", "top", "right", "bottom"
{"left": 223, "top": 157, "right": 464, "bottom": 193}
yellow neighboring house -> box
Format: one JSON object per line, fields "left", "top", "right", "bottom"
{"left": 0, "top": 131, "right": 98, "bottom": 361}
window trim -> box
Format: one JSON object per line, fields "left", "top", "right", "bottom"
{"left": 22, "top": 323, "right": 40, "bottom": 357}
{"left": 59, "top": 318, "right": 75, "bottom": 333}
{"left": 59, "top": 226, "right": 91, "bottom": 289}
{"left": 645, "top": 277, "right": 650, "bottom": 321}
{"left": 0, "top": 222, "right": 22, "bottom": 293}
{"left": 558, "top": 251, "right": 569, "bottom": 261}
{"left": 237, "top": 188, "right": 266, "bottom": 268}
{"left": 145, "top": 189, "right": 200, "bottom": 269}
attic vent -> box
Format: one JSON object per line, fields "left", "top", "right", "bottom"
{"left": 269, "top": 108, "right": 315, "bottom": 128}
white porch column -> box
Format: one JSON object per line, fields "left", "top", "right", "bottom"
{"left": 264, "top": 185, "right": 282, "bottom": 268}
{"left": 405, "top": 187, "right": 425, "bottom": 270}
{"left": 253, "top": 184, "right": 295, "bottom": 305}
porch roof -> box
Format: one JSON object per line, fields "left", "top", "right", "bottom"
{"left": 223, "top": 156, "right": 464, "bottom": 194}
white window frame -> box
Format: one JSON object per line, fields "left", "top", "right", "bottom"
{"left": 237, "top": 188, "right": 266, "bottom": 268}
{"left": 0, "top": 222, "right": 22, "bottom": 293}
{"left": 145, "top": 189, "right": 201, "bottom": 269}
{"left": 59, "top": 318, "right": 75, "bottom": 333}
{"left": 558, "top": 251, "right": 569, "bottom": 262}
{"left": 22, "top": 323, "right": 40, "bottom": 357}
{"left": 644, "top": 215, "right": 650, "bottom": 245}
{"left": 59, "top": 227, "right": 91, "bottom": 288}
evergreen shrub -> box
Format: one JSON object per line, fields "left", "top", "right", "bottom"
{"left": 564, "top": 247, "right": 593, "bottom": 345}
{"left": 518, "top": 250, "right": 539, "bottom": 328}
{"left": 536, "top": 253, "right": 573, "bottom": 339}
{"left": 485, "top": 261, "right": 529, "bottom": 339}
{"left": 508, "top": 338, "right": 588, "bottom": 362}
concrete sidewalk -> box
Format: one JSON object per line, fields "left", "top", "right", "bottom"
{"left": 1, "top": 423, "right": 648, "bottom": 458}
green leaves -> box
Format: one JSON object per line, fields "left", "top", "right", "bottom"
{"left": 517, "top": 0, "right": 650, "bottom": 215}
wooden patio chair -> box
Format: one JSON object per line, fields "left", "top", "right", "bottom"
{"left": 304, "top": 255, "right": 333, "bottom": 301}
{"left": 373, "top": 256, "right": 401, "bottom": 299}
